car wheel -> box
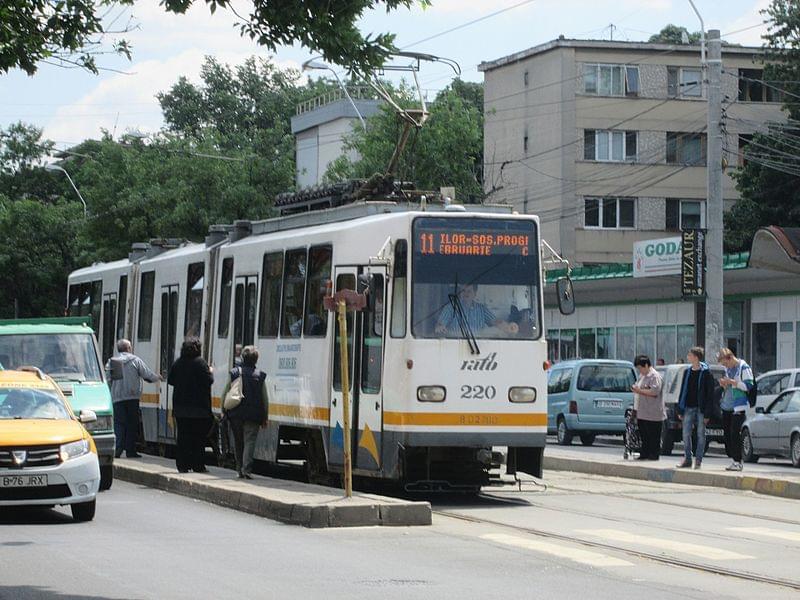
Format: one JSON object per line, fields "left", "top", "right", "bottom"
{"left": 557, "top": 418, "right": 573, "bottom": 446}
{"left": 742, "top": 428, "right": 759, "bottom": 463}
{"left": 660, "top": 426, "right": 674, "bottom": 456}
{"left": 791, "top": 433, "right": 800, "bottom": 469}
{"left": 99, "top": 465, "right": 113, "bottom": 491}
{"left": 579, "top": 433, "right": 595, "bottom": 446}
{"left": 71, "top": 499, "right": 96, "bottom": 522}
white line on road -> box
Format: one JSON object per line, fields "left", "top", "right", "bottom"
{"left": 729, "top": 527, "right": 800, "bottom": 543}
{"left": 576, "top": 529, "right": 755, "bottom": 561}
{"left": 481, "top": 533, "right": 633, "bottom": 567}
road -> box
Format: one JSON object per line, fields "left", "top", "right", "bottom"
{"left": 2, "top": 473, "right": 799, "bottom": 599}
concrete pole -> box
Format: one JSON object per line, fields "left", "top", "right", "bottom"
{"left": 705, "top": 29, "right": 724, "bottom": 362}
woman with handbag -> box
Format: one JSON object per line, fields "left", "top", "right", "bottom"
{"left": 168, "top": 338, "right": 214, "bottom": 473}
{"left": 222, "top": 345, "right": 269, "bottom": 479}
{"left": 631, "top": 354, "right": 665, "bottom": 461}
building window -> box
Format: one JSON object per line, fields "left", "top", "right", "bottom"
{"left": 523, "top": 129, "right": 529, "bottom": 154}
{"left": 617, "top": 327, "right": 635, "bottom": 362}
{"left": 677, "top": 324, "right": 695, "bottom": 359}
{"left": 668, "top": 67, "right": 702, "bottom": 98}
{"left": 559, "top": 329, "right": 576, "bottom": 360}
{"left": 636, "top": 326, "right": 655, "bottom": 358}
{"left": 738, "top": 134, "right": 752, "bottom": 167}
{"left": 584, "top": 130, "right": 637, "bottom": 162}
{"left": 583, "top": 64, "right": 639, "bottom": 97}
{"left": 666, "top": 199, "right": 705, "bottom": 231}
{"left": 579, "top": 328, "right": 596, "bottom": 359}
{"left": 738, "top": 69, "right": 783, "bottom": 102}
{"left": 597, "top": 327, "right": 615, "bottom": 358}
{"left": 656, "top": 325, "right": 677, "bottom": 364}
{"left": 524, "top": 70, "right": 529, "bottom": 87}
{"left": 585, "top": 197, "right": 635, "bottom": 229}
{"left": 752, "top": 322, "right": 777, "bottom": 375}
{"left": 666, "top": 132, "right": 706, "bottom": 165}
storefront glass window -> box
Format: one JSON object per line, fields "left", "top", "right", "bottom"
{"left": 724, "top": 302, "right": 744, "bottom": 357}
{"left": 657, "top": 325, "right": 677, "bottom": 364}
{"left": 597, "top": 327, "right": 615, "bottom": 359}
{"left": 636, "top": 326, "right": 655, "bottom": 359}
{"left": 547, "top": 329, "right": 559, "bottom": 363}
{"left": 677, "top": 324, "right": 695, "bottom": 360}
{"left": 579, "top": 328, "right": 596, "bottom": 358}
{"left": 752, "top": 322, "right": 777, "bottom": 375}
{"left": 560, "top": 329, "right": 577, "bottom": 360}
{"left": 617, "top": 327, "right": 635, "bottom": 362}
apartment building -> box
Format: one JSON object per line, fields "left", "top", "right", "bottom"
{"left": 479, "top": 38, "right": 785, "bottom": 265}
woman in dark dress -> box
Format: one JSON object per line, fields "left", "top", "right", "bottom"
{"left": 168, "top": 338, "right": 214, "bottom": 473}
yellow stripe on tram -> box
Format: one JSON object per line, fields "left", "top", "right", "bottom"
{"left": 268, "top": 403, "right": 330, "bottom": 422}
{"left": 383, "top": 412, "right": 547, "bottom": 427}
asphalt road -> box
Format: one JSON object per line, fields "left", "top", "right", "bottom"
{"left": 2, "top": 473, "right": 799, "bottom": 599}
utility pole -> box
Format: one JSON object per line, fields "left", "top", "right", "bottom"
{"left": 705, "top": 29, "right": 724, "bottom": 362}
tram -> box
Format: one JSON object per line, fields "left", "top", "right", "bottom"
{"left": 68, "top": 186, "right": 573, "bottom": 489}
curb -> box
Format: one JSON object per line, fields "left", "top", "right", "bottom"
{"left": 544, "top": 456, "right": 800, "bottom": 501}
{"left": 114, "top": 463, "right": 431, "bottom": 528}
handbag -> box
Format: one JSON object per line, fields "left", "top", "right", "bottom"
{"left": 223, "top": 368, "right": 243, "bottom": 411}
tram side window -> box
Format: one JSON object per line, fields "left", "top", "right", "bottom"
{"left": 79, "top": 283, "right": 92, "bottom": 317}
{"left": 361, "top": 274, "right": 384, "bottom": 394}
{"left": 217, "top": 258, "right": 234, "bottom": 338}
{"left": 68, "top": 284, "right": 80, "bottom": 316}
{"left": 184, "top": 262, "right": 204, "bottom": 337}
{"left": 304, "top": 245, "right": 332, "bottom": 337}
{"left": 90, "top": 281, "right": 102, "bottom": 329}
{"left": 258, "top": 252, "right": 283, "bottom": 338}
{"left": 281, "top": 249, "right": 307, "bottom": 338}
{"left": 390, "top": 239, "right": 407, "bottom": 338}
{"left": 137, "top": 272, "right": 155, "bottom": 341}
{"left": 333, "top": 274, "right": 356, "bottom": 391}
{"left": 117, "top": 275, "right": 128, "bottom": 340}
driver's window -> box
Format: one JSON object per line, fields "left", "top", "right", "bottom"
{"left": 784, "top": 391, "right": 800, "bottom": 414}
{"left": 768, "top": 393, "right": 792, "bottom": 414}
{"left": 547, "top": 370, "right": 562, "bottom": 394}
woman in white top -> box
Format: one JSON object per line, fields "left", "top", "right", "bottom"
{"left": 632, "top": 354, "right": 665, "bottom": 460}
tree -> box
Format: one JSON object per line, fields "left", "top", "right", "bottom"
{"left": 648, "top": 25, "right": 702, "bottom": 45}
{"left": 3, "top": 0, "right": 426, "bottom": 76}
{"left": 325, "top": 81, "right": 484, "bottom": 202}
{"left": 727, "top": 0, "right": 800, "bottom": 251}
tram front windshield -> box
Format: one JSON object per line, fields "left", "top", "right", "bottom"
{"left": 411, "top": 216, "right": 541, "bottom": 340}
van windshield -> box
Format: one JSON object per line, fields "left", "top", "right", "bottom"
{"left": 577, "top": 365, "right": 635, "bottom": 392}
{"left": 0, "top": 334, "right": 103, "bottom": 383}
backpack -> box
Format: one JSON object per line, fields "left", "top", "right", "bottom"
{"left": 747, "top": 375, "right": 758, "bottom": 408}
{"left": 223, "top": 368, "right": 243, "bottom": 411}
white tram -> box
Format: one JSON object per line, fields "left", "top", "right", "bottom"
{"left": 68, "top": 192, "right": 568, "bottom": 489}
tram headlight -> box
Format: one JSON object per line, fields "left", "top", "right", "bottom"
{"left": 417, "top": 386, "right": 446, "bottom": 402}
{"left": 508, "top": 387, "right": 537, "bottom": 403}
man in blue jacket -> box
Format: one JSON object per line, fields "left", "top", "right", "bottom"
{"left": 676, "top": 347, "right": 716, "bottom": 469}
{"left": 718, "top": 347, "right": 755, "bottom": 472}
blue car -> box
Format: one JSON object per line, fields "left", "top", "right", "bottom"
{"left": 547, "top": 359, "right": 637, "bottom": 446}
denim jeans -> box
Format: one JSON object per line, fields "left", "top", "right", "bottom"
{"left": 682, "top": 407, "right": 706, "bottom": 460}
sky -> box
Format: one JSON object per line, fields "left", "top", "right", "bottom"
{"left": 0, "top": 0, "right": 774, "bottom": 153}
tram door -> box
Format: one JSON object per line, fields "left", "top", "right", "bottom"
{"left": 158, "top": 285, "right": 179, "bottom": 441}
{"left": 101, "top": 292, "right": 117, "bottom": 364}
{"left": 232, "top": 275, "right": 258, "bottom": 366}
{"left": 328, "top": 266, "right": 386, "bottom": 472}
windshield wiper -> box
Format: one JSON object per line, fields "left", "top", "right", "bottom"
{"left": 448, "top": 293, "right": 480, "bottom": 355}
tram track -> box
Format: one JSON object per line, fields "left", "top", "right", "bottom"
{"left": 433, "top": 509, "right": 800, "bottom": 592}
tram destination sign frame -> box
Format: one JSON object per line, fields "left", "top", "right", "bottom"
{"left": 681, "top": 229, "right": 706, "bottom": 298}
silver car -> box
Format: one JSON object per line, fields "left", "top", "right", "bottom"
{"left": 741, "top": 387, "right": 800, "bottom": 467}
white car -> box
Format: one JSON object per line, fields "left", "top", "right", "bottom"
{"left": 755, "top": 369, "right": 800, "bottom": 414}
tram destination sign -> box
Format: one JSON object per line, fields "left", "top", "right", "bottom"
{"left": 681, "top": 229, "right": 706, "bottom": 298}
{"left": 417, "top": 229, "right": 531, "bottom": 256}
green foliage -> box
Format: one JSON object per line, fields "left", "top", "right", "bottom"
{"left": 0, "top": 0, "right": 134, "bottom": 75}
{"left": 326, "top": 80, "right": 484, "bottom": 202}
{"left": 727, "top": 0, "right": 800, "bottom": 250}
{"left": 648, "top": 25, "right": 702, "bottom": 45}
{"left": 0, "top": 122, "right": 53, "bottom": 174}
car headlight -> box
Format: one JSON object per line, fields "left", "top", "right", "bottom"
{"left": 509, "top": 387, "right": 537, "bottom": 403}
{"left": 83, "top": 415, "right": 113, "bottom": 432}
{"left": 60, "top": 439, "right": 90, "bottom": 462}
{"left": 417, "top": 386, "right": 446, "bottom": 402}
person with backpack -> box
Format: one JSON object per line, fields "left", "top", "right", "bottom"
{"left": 675, "top": 346, "right": 716, "bottom": 470}
{"left": 717, "top": 347, "right": 755, "bottom": 472}
{"left": 222, "top": 345, "right": 269, "bottom": 479}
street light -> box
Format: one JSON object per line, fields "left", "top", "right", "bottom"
{"left": 45, "top": 164, "right": 87, "bottom": 217}
{"left": 301, "top": 57, "right": 367, "bottom": 131}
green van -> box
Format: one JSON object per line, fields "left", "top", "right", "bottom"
{"left": 0, "top": 318, "right": 115, "bottom": 490}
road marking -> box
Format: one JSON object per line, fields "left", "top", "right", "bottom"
{"left": 481, "top": 533, "right": 633, "bottom": 567}
{"left": 576, "top": 529, "right": 754, "bottom": 561}
{"left": 729, "top": 527, "right": 800, "bottom": 543}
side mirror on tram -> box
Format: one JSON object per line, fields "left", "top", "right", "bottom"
{"left": 556, "top": 276, "right": 575, "bottom": 316}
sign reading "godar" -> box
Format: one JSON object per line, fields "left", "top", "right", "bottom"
{"left": 633, "top": 236, "right": 681, "bottom": 278}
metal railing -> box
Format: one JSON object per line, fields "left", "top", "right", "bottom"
{"left": 295, "top": 87, "right": 377, "bottom": 115}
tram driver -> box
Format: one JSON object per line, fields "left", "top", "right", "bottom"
{"left": 434, "top": 284, "right": 517, "bottom": 337}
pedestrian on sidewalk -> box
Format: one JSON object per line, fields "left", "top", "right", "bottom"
{"left": 676, "top": 347, "right": 715, "bottom": 470}
{"left": 222, "top": 345, "right": 269, "bottom": 479}
{"left": 106, "top": 339, "right": 161, "bottom": 458}
{"left": 168, "top": 337, "right": 214, "bottom": 473}
{"left": 631, "top": 355, "right": 664, "bottom": 461}
{"left": 717, "top": 347, "right": 754, "bottom": 472}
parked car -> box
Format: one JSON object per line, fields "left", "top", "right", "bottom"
{"left": 0, "top": 319, "right": 115, "bottom": 490}
{"left": 741, "top": 387, "right": 800, "bottom": 467}
{"left": 547, "top": 360, "right": 636, "bottom": 446}
{"left": 657, "top": 364, "right": 725, "bottom": 455}
{"left": 0, "top": 368, "right": 101, "bottom": 521}
{"left": 754, "top": 369, "right": 800, "bottom": 414}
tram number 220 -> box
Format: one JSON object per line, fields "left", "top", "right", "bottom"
{"left": 460, "top": 385, "right": 496, "bottom": 400}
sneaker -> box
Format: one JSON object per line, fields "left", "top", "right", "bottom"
{"left": 676, "top": 459, "right": 692, "bottom": 469}
{"left": 725, "top": 461, "right": 743, "bottom": 471}
{"left": 126, "top": 452, "right": 141, "bottom": 458}
{"left": 693, "top": 460, "right": 702, "bottom": 470}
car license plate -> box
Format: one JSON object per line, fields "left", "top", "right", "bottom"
{"left": 0, "top": 474, "right": 48, "bottom": 488}
{"left": 706, "top": 428, "right": 723, "bottom": 437}
{"left": 596, "top": 400, "right": 622, "bottom": 409}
